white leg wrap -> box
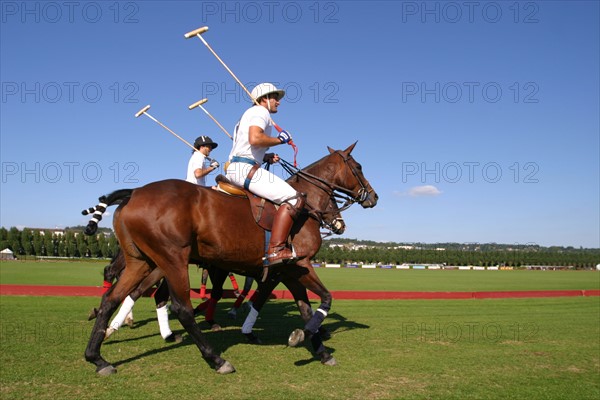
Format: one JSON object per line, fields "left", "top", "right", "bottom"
{"left": 241, "top": 306, "right": 259, "bottom": 334}
{"left": 109, "top": 295, "right": 136, "bottom": 330}
{"left": 156, "top": 305, "right": 173, "bottom": 339}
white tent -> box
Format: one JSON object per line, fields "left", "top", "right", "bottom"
{"left": 0, "top": 248, "right": 15, "bottom": 260}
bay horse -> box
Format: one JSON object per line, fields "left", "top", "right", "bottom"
{"left": 84, "top": 143, "right": 377, "bottom": 375}
{"left": 88, "top": 188, "right": 347, "bottom": 337}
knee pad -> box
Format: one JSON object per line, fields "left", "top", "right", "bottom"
{"left": 285, "top": 192, "right": 306, "bottom": 209}
{"left": 283, "top": 192, "right": 306, "bottom": 219}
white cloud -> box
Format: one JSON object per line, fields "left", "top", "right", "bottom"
{"left": 407, "top": 185, "right": 442, "bottom": 197}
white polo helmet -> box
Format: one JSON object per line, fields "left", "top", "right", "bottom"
{"left": 251, "top": 83, "right": 285, "bottom": 102}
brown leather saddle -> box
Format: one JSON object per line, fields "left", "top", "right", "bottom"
{"left": 215, "top": 174, "right": 278, "bottom": 231}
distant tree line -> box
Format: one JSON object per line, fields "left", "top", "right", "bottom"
{"left": 2, "top": 227, "right": 597, "bottom": 267}
{"left": 315, "top": 239, "right": 600, "bottom": 268}
{"left": 0, "top": 227, "right": 119, "bottom": 259}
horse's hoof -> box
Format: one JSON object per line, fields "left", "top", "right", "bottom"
{"left": 87, "top": 308, "right": 98, "bottom": 321}
{"left": 288, "top": 328, "right": 305, "bottom": 347}
{"left": 164, "top": 333, "right": 183, "bottom": 343}
{"left": 244, "top": 332, "right": 262, "bottom": 344}
{"left": 124, "top": 317, "right": 134, "bottom": 328}
{"left": 97, "top": 365, "right": 117, "bottom": 376}
{"left": 104, "top": 327, "right": 116, "bottom": 340}
{"left": 216, "top": 361, "right": 236, "bottom": 374}
{"left": 322, "top": 356, "right": 337, "bottom": 367}
{"left": 211, "top": 323, "right": 222, "bottom": 332}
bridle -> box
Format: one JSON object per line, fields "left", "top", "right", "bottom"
{"left": 279, "top": 151, "right": 374, "bottom": 215}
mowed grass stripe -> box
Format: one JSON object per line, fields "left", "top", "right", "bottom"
{"left": 1, "top": 260, "right": 599, "bottom": 291}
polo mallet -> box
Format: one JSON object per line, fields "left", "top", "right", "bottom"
{"left": 188, "top": 98, "right": 232, "bottom": 140}
{"left": 135, "top": 105, "right": 214, "bottom": 160}
{"left": 184, "top": 26, "right": 298, "bottom": 165}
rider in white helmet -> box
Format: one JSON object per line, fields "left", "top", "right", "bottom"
{"left": 226, "top": 83, "right": 305, "bottom": 271}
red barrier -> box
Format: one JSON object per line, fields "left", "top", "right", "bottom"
{"left": 1, "top": 285, "right": 598, "bottom": 300}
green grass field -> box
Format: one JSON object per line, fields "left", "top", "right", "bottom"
{"left": 1, "top": 261, "right": 599, "bottom": 399}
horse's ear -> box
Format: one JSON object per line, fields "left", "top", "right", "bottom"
{"left": 327, "top": 146, "right": 335, "bottom": 154}
{"left": 343, "top": 141, "right": 358, "bottom": 155}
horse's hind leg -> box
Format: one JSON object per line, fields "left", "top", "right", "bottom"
{"left": 84, "top": 257, "right": 150, "bottom": 375}
{"left": 157, "top": 255, "right": 235, "bottom": 374}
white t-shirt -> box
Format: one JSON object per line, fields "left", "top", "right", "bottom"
{"left": 186, "top": 151, "right": 208, "bottom": 186}
{"left": 228, "top": 105, "right": 273, "bottom": 163}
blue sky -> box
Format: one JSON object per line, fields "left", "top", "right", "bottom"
{"left": 1, "top": 1, "right": 598, "bottom": 248}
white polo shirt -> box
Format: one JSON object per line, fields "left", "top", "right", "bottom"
{"left": 228, "top": 105, "right": 273, "bottom": 163}
{"left": 186, "top": 151, "right": 208, "bottom": 186}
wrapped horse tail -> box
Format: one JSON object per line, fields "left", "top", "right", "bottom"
{"left": 82, "top": 189, "right": 134, "bottom": 235}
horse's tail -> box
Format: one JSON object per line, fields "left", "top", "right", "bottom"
{"left": 82, "top": 189, "right": 134, "bottom": 235}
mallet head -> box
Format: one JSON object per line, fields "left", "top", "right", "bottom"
{"left": 188, "top": 98, "right": 208, "bottom": 110}
{"left": 135, "top": 105, "right": 151, "bottom": 118}
{"left": 184, "top": 26, "right": 209, "bottom": 39}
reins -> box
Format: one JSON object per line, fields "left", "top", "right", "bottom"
{"left": 262, "top": 159, "right": 344, "bottom": 233}
{"left": 261, "top": 151, "right": 372, "bottom": 234}
{"left": 278, "top": 153, "right": 369, "bottom": 216}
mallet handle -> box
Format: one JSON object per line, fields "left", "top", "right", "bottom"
{"left": 199, "top": 105, "right": 233, "bottom": 140}
{"left": 189, "top": 98, "right": 233, "bottom": 140}
{"left": 137, "top": 109, "right": 197, "bottom": 152}
{"left": 186, "top": 27, "right": 289, "bottom": 142}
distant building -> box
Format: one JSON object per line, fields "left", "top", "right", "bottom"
{"left": 0, "top": 248, "right": 16, "bottom": 260}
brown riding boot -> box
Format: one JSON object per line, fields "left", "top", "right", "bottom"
{"left": 266, "top": 204, "right": 299, "bottom": 267}
{"left": 265, "top": 195, "right": 306, "bottom": 268}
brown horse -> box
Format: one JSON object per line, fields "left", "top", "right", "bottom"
{"left": 87, "top": 188, "right": 347, "bottom": 334}
{"left": 84, "top": 143, "right": 377, "bottom": 375}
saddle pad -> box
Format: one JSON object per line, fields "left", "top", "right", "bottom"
{"left": 215, "top": 175, "right": 247, "bottom": 197}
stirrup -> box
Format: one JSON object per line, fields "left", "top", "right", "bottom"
{"left": 261, "top": 245, "right": 302, "bottom": 282}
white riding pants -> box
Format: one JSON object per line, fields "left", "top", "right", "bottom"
{"left": 226, "top": 162, "right": 298, "bottom": 206}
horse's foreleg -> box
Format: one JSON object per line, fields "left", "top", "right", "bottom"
{"left": 229, "top": 277, "right": 255, "bottom": 319}
{"left": 203, "top": 267, "right": 228, "bottom": 331}
{"left": 105, "top": 267, "right": 165, "bottom": 339}
{"left": 152, "top": 278, "right": 181, "bottom": 342}
{"left": 291, "top": 263, "right": 336, "bottom": 365}
{"left": 105, "top": 295, "right": 136, "bottom": 338}
{"left": 240, "top": 277, "right": 280, "bottom": 343}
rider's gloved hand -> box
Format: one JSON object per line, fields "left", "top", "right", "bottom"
{"left": 210, "top": 160, "right": 220, "bottom": 169}
{"left": 263, "top": 153, "right": 280, "bottom": 164}
{"left": 277, "top": 130, "right": 292, "bottom": 144}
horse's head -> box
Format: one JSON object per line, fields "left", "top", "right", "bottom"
{"left": 326, "top": 142, "right": 378, "bottom": 208}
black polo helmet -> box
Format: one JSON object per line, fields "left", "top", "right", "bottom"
{"left": 193, "top": 136, "right": 218, "bottom": 149}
